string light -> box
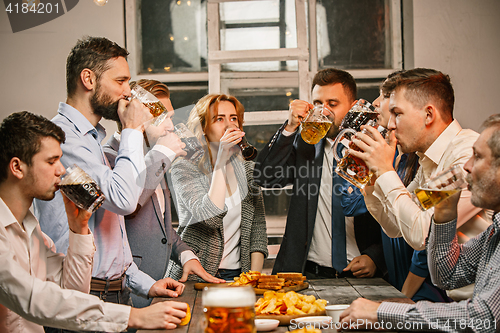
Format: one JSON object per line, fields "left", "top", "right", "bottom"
{"left": 94, "top": 0, "right": 108, "bottom": 6}
{"left": 286, "top": 91, "right": 292, "bottom": 97}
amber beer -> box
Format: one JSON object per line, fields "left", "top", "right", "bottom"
{"left": 334, "top": 123, "right": 387, "bottom": 189}
{"left": 336, "top": 142, "right": 372, "bottom": 188}
{"left": 412, "top": 165, "right": 466, "bottom": 210}
{"left": 301, "top": 121, "right": 332, "bottom": 145}
{"left": 202, "top": 286, "right": 256, "bottom": 333}
{"left": 413, "top": 188, "right": 461, "bottom": 211}
{"left": 145, "top": 101, "right": 167, "bottom": 117}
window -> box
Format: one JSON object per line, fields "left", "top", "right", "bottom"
{"left": 126, "top": 0, "right": 402, "bottom": 230}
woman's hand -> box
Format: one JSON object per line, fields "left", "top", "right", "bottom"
{"left": 215, "top": 127, "right": 244, "bottom": 166}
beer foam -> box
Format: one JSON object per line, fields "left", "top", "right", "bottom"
{"left": 202, "top": 287, "right": 255, "bottom": 307}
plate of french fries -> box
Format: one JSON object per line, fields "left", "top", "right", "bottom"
{"left": 255, "top": 290, "right": 327, "bottom": 325}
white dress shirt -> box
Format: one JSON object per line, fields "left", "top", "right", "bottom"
{"left": 0, "top": 198, "right": 130, "bottom": 333}
{"left": 363, "top": 120, "right": 491, "bottom": 250}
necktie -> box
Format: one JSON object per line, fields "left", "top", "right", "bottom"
{"left": 331, "top": 159, "right": 347, "bottom": 273}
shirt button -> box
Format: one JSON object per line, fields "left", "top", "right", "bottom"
{"left": 161, "top": 238, "right": 167, "bottom": 244}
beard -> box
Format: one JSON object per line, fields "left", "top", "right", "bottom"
{"left": 91, "top": 84, "right": 120, "bottom": 121}
{"left": 326, "top": 123, "right": 340, "bottom": 139}
{"left": 466, "top": 170, "right": 500, "bottom": 210}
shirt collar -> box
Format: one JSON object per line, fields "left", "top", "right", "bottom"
{"left": 416, "top": 119, "right": 462, "bottom": 165}
{"left": 493, "top": 212, "right": 500, "bottom": 229}
{"left": 58, "top": 102, "right": 107, "bottom": 143}
{"left": 0, "top": 197, "right": 38, "bottom": 233}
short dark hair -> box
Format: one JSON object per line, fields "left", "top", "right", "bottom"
{"left": 66, "top": 36, "right": 129, "bottom": 97}
{"left": 384, "top": 68, "right": 454, "bottom": 122}
{"left": 481, "top": 114, "right": 500, "bottom": 166}
{"left": 0, "top": 111, "right": 65, "bottom": 183}
{"left": 381, "top": 70, "right": 406, "bottom": 98}
{"left": 311, "top": 68, "right": 357, "bottom": 102}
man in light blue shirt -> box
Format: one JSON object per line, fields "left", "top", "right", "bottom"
{"left": 33, "top": 37, "right": 187, "bottom": 310}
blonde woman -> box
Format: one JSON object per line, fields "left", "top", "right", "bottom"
{"left": 166, "top": 94, "right": 268, "bottom": 281}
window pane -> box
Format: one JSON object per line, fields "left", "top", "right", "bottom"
{"left": 220, "top": 0, "right": 298, "bottom": 72}
{"left": 140, "top": 0, "right": 208, "bottom": 74}
{"left": 317, "top": 0, "right": 391, "bottom": 69}
{"left": 231, "top": 87, "right": 298, "bottom": 111}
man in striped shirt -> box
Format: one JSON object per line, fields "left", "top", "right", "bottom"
{"left": 340, "top": 114, "right": 500, "bottom": 332}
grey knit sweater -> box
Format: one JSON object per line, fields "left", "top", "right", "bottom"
{"left": 166, "top": 155, "right": 268, "bottom": 281}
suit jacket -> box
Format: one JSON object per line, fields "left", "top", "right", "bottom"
{"left": 103, "top": 134, "right": 192, "bottom": 307}
{"left": 254, "top": 123, "right": 386, "bottom": 275}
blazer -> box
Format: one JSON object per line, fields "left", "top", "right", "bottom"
{"left": 254, "top": 123, "right": 386, "bottom": 276}
{"left": 103, "top": 135, "right": 192, "bottom": 307}
{"left": 166, "top": 155, "right": 268, "bottom": 281}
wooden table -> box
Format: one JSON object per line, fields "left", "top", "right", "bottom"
{"left": 138, "top": 278, "right": 412, "bottom": 333}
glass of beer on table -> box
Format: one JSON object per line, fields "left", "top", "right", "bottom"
{"left": 202, "top": 285, "right": 256, "bottom": 333}
{"left": 300, "top": 105, "right": 333, "bottom": 145}
{"left": 413, "top": 165, "right": 467, "bottom": 210}
{"left": 58, "top": 164, "right": 105, "bottom": 213}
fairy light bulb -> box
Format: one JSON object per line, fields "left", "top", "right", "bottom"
{"left": 94, "top": 0, "right": 108, "bottom": 6}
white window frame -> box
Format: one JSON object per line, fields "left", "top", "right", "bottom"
{"left": 125, "top": 0, "right": 402, "bottom": 125}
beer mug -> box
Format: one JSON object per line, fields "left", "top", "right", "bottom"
{"left": 58, "top": 164, "right": 105, "bottom": 212}
{"left": 300, "top": 105, "right": 333, "bottom": 145}
{"left": 333, "top": 120, "right": 387, "bottom": 189}
{"left": 338, "top": 99, "right": 379, "bottom": 132}
{"left": 174, "top": 123, "right": 204, "bottom": 163}
{"left": 413, "top": 165, "right": 467, "bottom": 210}
{"left": 202, "top": 286, "right": 256, "bottom": 333}
{"left": 130, "top": 85, "right": 169, "bottom": 125}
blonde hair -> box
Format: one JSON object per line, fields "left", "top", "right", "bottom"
{"left": 186, "top": 94, "right": 245, "bottom": 171}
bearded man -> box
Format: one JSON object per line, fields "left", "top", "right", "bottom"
{"left": 33, "top": 37, "right": 189, "bottom": 323}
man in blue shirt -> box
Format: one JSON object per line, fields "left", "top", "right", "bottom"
{"left": 33, "top": 37, "right": 189, "bottom": 309}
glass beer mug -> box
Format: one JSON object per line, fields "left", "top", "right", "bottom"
{"left": 333, "top": 120, "right": 387, "bottom": 189}
{"left": 130, "top": 84, "right": 169, "bottom": 125}
{"left": 202, "top": 286, "right": 256, "bottom": 333}
{"left": 58, "top": 164, "right": 105, "bottom": 212}
{"left": 331, "top": 99, "right": 381, "bottom": 188}
{"left": 412, "top": 165, "right": 467, "bottom": 210}
{"left": 300, "top": 105, "right": 333, "bottom": 145}
{"left": 338, "top": 99, "right": 379, "bottom": 132}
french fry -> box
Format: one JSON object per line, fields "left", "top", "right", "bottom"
{"left": 254, "top": 290, "right": 327, "bottom": 316}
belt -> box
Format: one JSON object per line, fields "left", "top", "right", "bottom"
{"left": 305, "top": 260, "right": 353, "bottom": 278}
{"left": 90, "top": 274, "right": 125, "bottom": 292}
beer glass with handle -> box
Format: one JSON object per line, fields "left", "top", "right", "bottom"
{"left": 202, "top": 286, "right": 256, "bottom": 333}
{"left": 130, "top": 84, "right": 169, "bottom": 126}
{"left": 58, "top": 164, "right": 105, "bottom": 213}
{"left": 300, "top": 105, "right": 333, "bottom": 145}
{"left": 331, "top": 99, "right": 382, "bottom": 188}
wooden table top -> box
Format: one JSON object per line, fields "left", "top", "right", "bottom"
{"left": 137, "top": 278, "right": 412, "bottom": 333}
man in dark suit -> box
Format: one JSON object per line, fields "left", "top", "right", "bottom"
{"left": 254, "top": 68, "right": 386, "bottom": 279}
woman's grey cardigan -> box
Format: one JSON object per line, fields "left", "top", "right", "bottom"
{"left": 166, "top": 155, "right": 268, "bottom": 281}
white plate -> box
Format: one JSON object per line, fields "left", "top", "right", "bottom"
{"left": 292, "top": 316, "right": 333, "bottom": 326}
{"left": 255, "top": 319, "right": 280, "bottom": 331}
